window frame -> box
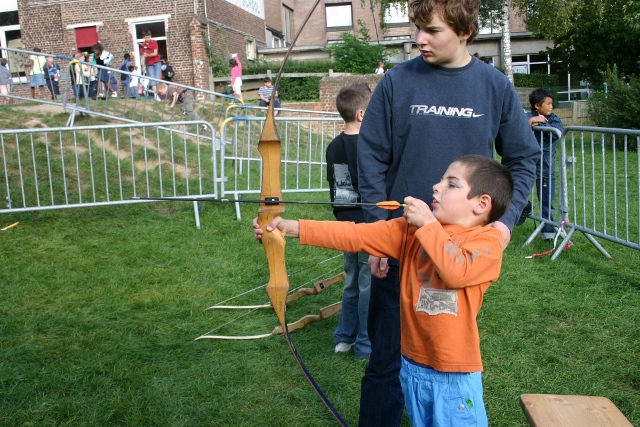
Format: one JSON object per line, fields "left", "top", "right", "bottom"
{"left": 325, "top": 3, "right": 353, "bottom": 30}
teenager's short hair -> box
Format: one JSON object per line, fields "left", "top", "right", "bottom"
{"left": 229, "top": 58, "right": 237, "bottom": 67}
{"left": 124, "top": 53, "right": 130, "bottom": 60}
{"left": 335, "top": 82, "right": 371, "bottom": 123}
{"left": 529, "top": 88, "right": 554, "bottom": 108}
{"left": 456, "top": 154, "right": 513, "bottom": 224}
{"left": 409, "top": 0, "right": 480, "bottom": 44}
{"left": 141, "top": 28, "right": 152, "bottom": 37}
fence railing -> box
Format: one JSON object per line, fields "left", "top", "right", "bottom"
{"left": 0, "top": 121, "right": 216, "bottom": 228}
{"left": 522, "top": 126, "right": 640, "bottom": 259}
{"left": 218, "top": 115, "right": 342, "bottom": 219}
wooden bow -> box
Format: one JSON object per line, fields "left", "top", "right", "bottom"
{"left": 256, "top": 1, "right": 348, "bottom": 424}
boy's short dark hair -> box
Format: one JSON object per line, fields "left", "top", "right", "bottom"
{"left": 229, "top": 58, "right": 237, "bottom": 67}
{"left": 336, "top": 82, "right": 371, "bottom": 123}
{"left": 124, "top": 53, "right": 130, "bottom": 60}
{"left": 528, "top": 88, "right": 554, "bottom": 108}
{"left": 263, "top": 76, "right": 272, "bottom": 83}
{"left": 409, "top": 0, "right": 480, "bottom": 44}
{"left": 128, "top": 65, "right": 135, "bottom": 72}
{"left": 457, "top": 154, "right": 513, "bottom": 224}
{"left": 141, "top": 28, "right": 152, "bottom": 37}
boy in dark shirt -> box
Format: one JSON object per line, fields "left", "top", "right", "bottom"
{"left": 526, "top": 88, "right": 564, "bottom": 240}
{"left": 326, "top": 82, "right": 372, "bottom": 359}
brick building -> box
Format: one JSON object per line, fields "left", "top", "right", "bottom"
{"left": 1, "top": 0, "right": 555, "bottom": 91}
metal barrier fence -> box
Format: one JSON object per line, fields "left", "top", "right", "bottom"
{"left": 218, "top": 115, "right": 342, "bottom": 220}
{"left": 0, "top": 121, "right": 216, "bottom": 228}
{"left": 522, "top": 126, "right": 640, "bottom": 259}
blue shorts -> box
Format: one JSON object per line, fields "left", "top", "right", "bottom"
{"left": 30, "top": 73, "right": 45, "bottom": 87}
{"left": 400, "top": 356, "right": 488, "bottom": 427}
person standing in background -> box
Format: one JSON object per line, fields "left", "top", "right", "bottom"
{"left": 119, "top": 53, "right": 132, "bottom": 97}
{"left": 326, "top": 82, "right": 373, "bottom": 360}
{"left": 0, "top": 58, "right": 12, "bottom": 104}
{"left": 140, "top": 29, "right": 162, "bottom": 97}
{"left": 229, "top": 53, "right": 243, "bottom": 102}
{"left": 43, "top": 55, "right": 61, "bottom": 100}
{"left": 374, "top": 61, "right": 385, "bottom": 75}
{"left": 28, "top": 47, "right": 46, "bottom": 100}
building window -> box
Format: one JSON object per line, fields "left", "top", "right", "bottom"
{"left": 0, "top": 8, "right": 23, "bottom": 81}
{"left": 74, "top": 26, "right": 99, "bottom": 52}
{"left": 478, "top": 11, "right": 502, "bottom": 34}
{"left": 246, "top": 39, "right": 256, "bottom": 60}
{"left": 125, "top": 15, "right": 170, "bottom": 70}
{"left": 326, "top": 3, "right": 353, "bottom": 29}
{"left": 383, "top": 1, "right": 408, "bottom": 25}
{"left": 283, "top": 6, "right": 294, "bottom": 45}
{"left": 512, "top": 54, "right": 550, "bottom": 74}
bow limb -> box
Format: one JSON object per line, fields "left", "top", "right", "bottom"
{"left": 205, "top": 271, "right": 346, "bottom": 310}
{"left": 272, "top": 302, "right": 342, "bottom": 335}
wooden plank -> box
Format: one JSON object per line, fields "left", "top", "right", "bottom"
{"left": 520, "top": 394, "right": 633, "bottom": 427}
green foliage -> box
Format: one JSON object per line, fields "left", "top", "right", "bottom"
{"left": 512, "top": 0, "right": 640, "bottom": 84}
{"left": 513, "top": 72, "right": 559, "bottom": 88}
{"left": 324, "top": 20, "right": 394, "bottom": 74}
{"left": 203, "top": 26, "right": 230, "bottom": 77}
{"left": 278, "top": 76, "right": 322, "bottom": 102}
{"left": 588, "top": 66, "right": 640, "bottom": 131}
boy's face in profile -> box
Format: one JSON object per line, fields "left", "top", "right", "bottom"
{"left": 264, "top": 80, "right": 272, "bottom": 88}
{"left": 431, "top": 161, "right": 482, "bottom": 225}
{"left": 414, "top": 12, "right": 471, "bottom": 68}
{"left": 535, "top": 96, "right": 554, "bottom": 116}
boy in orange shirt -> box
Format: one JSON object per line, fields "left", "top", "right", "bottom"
{"left": 254, "top": 155, "right": 513, "bottom": 427}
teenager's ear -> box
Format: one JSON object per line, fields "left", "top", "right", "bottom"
{"left": 473, "top": 194, "right": 492, "bottom": 216}
{"left": 356, "top": 109, "right": 365, "bottom": 122}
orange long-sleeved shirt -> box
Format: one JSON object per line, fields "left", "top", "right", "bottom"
{"left": 299, "top": 217, "right": 503, "bottom": 372}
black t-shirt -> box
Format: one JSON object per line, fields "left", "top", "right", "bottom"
{"left": 325, "top": 132, "right": 365, "bottom": 223}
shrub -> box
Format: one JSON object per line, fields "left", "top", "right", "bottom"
{"left": 588, "top": 65, "right": 640, "bottom": 131}
{"left": 278, "top": 76, "right": 322, "bottom": 101}
{"left": 324, "top": 20, "right": 394, "bottom": 74}
{"left": 514, "top": 72, "right": 559, "bottom": 88}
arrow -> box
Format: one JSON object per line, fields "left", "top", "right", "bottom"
{"left": 135, "top": 196, "right": 405, "bottom": 211}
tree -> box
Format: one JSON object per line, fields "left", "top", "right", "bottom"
{"left": 512, "top": 0, "right": 640, "bottom": 84}
{"left": 324, "top": 20, "right": 393, "bottom": 74}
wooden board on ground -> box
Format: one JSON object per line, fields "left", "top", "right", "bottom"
{"left": 520, "top": 394, "right": 633, "bottom": 427}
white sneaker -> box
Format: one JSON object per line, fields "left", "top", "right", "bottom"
{"left": 111, "top": 92, "right": 118, "bottom": 98}
{"left": 334, "top": 342, "right": 354, "bottom": 353}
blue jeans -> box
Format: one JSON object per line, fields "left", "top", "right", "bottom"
{"left": 334, "top": 251, "right": 371, "bottom": 358}
{"left": 146, "top": 62, "right": 163, "bottom": 89}
{"left": 358, "top": 264, "right": 404, "bottom": 427}
{"left": 400, "top": 357, "right": 488, "bottom": 427}
{"left": 536, "top": 136, "right": 557, "bottom": 234}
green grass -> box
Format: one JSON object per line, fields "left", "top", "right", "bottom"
{"left": 1, "top": 201, "right": 639, "bottom": 426}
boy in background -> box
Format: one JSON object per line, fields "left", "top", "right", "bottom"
{"left": 526, "top": 88, "right": 564, "bottom": 241}
{"left": 157, "top": 82, "right": 206, "bottom": 131}
{"left": 258, "top": 77, "right": 280, "bottom": 108}
{"left": 254, "top": 154, "right": 513, "bottom": 427}
{"left": 326, "top": 82, "right": 372, "bottom": 359}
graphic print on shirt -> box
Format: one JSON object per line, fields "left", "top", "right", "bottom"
{"left": 409, "top": 104, "right": 484, "bottom": 118}
{"left": 415, "top": 247, "right": 458, "bottom": 316}
{"left": 332, "top": 163, "right": 358, "bottom": 206}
